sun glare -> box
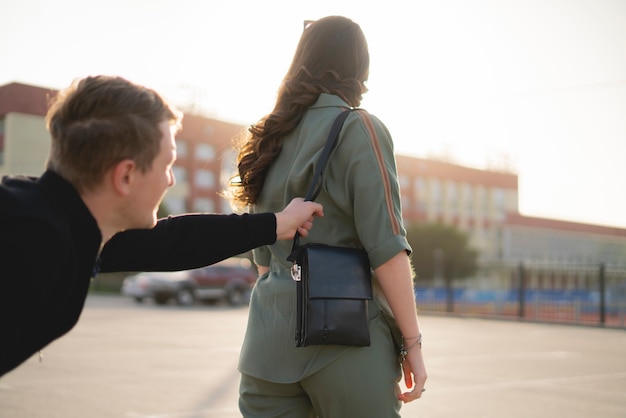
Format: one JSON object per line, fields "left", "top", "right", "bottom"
{"left": 1, "top": 0, "right": 625, "bottom": 227}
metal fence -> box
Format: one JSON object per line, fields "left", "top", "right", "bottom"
{"left": 414, "top": 262, "right": 626, "bottom": 329}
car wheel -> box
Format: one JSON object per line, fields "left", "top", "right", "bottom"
{"left": 227, "top": 288, "right": 246, "bottom": 306}
{"left": 154, "top": 294, "right": 170, "bottom": 305}
{"left": 133, "top": 297, "right": 144, "bottom": 303}
{"left": 176, "top": 287, "right": 195, "bottom": 306}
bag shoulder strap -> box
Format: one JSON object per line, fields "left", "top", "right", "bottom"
{"left": 288, "top": 108, "right": 353, "bottom": 259}
{"left": 304, "top": 108, "right": 353, "bottom": 201}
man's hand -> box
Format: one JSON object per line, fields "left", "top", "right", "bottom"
{"left": 275, "top": 198, "right": 324, "bottom": 241}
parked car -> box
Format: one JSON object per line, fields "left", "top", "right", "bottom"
{"left": 121, "top": 257, "right": 257, "bottom": 306}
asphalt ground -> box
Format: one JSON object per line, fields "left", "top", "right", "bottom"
{"left": 0, "top": 294, "right": 624, "bottom": 418}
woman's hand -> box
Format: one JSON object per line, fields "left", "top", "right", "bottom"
{"left": 398, "top": 344, "right": 428, "bottom": 403}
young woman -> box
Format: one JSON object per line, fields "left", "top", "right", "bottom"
{"left": 231, "top": 16, "right": 427, "bottom": 417}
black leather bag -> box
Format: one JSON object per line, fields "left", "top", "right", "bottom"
{"left": 289, "top": 243, "right": 372, "bottom": 347}
{"left": 287, "top": 109, "right": 373, "bottom": 347}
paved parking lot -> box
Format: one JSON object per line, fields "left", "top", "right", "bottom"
{"left": 1, "top": 294, "right": 625, "bottom": 417}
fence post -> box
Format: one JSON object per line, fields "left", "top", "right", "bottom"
{"left": 599, "top": 263, "right": 606, "bottom": 325}
{"left": 445, "top": 276, "right": 454, "bottom": 313}
{"left": 518, "top": 262, "right": 526, "bottom": 318}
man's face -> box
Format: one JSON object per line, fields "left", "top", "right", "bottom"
{"left": 126, "top": 121, "right": 177, "bottom": 229}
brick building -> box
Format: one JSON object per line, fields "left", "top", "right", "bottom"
{"left": 2, "top": 81, "right": 625, "bottom": 266}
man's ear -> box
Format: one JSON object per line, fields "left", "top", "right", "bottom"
{"left": 111, "top": 159, "right": 137, "bottom": 196}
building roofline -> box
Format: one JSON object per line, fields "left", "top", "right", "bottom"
{"left": 506, "top": 213, "right": 626, "bottom": 237}
{"left": 396, "top": 153, "right": 518, "bottom": 189}
{"left": 0, "top": 82, "right": 57, "bottom": 117}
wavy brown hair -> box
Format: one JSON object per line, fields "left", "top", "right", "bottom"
{"left": 230, "top": 16, "right": 370, "bottom": 207}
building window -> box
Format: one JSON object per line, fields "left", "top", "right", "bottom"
{"left": 220, "top": 149, "right": 238, "bottom": 189}
{"left": 195, "top": 143, "right": 215, "bottom": 161}
{"left": 482, "top": 187, "right": 490, "bottom": 214}
{"left": 414, "top": 177, "right": 426, "bottom": 213}
{"left": 172, "top": 166, "right": 187, "bottom": 183}
{"left": 463, "top": 183, "right": 474, "bottom": 216}
{"left": 493, "top": 188, "right": 506, "bottom": 221}
{"left": 163, "top": 195, "right": 186, "bottom": 215}
{"left": 447, "top": 181, "right": 457, "bottom": 216}
{"left": 195, "top": 169, "right": 216, "bottom": 189}
{"left": 220, "top": 198, "right": 233, "bottom": 214}
{"left": 476, "top": 186, "right": 486, "bottom": 217}
{"left": 194, "top": 197, "right": 215, "bottom": 213}
{"left": 431, "top": 179, "right": 442, "bottom": 214}
{"left": 402, "top": 195, "right": 411, "bottom": 211}
{"left": 176, "top": 140, "right": 188, "bottom": 158}
{"left": 415, "top": 177, "right": 426, "bottom": 195}
{"left": 398, "top": 174, "right": 409, "bottom": 190}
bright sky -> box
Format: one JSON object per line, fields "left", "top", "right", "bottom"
{"left": 2, "top": 0, "right": 625, "bottom": 228}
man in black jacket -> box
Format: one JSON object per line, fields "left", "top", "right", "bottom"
{"left": 0, "top": 76, "right": 323, "bottom": 377}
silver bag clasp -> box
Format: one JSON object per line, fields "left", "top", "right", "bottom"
{"left": 291, "top": 262, "right": 301, "bottom": 282}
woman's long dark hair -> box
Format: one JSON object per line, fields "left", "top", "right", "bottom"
{"left": 230, "top": 16, "right": 370, "bottom": 207}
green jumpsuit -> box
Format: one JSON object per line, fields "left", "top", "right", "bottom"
{"left": 239, "top": 94, "right": 411, "bottom": 418}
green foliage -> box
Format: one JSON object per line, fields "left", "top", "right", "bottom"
{"left": 406, "top": 223, "right": 478, "bottom": 281}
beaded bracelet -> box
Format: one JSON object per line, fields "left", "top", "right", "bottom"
{"left": 399, "top": 333, "right": 422, "bottom": 363}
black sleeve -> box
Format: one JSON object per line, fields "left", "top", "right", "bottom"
{"left": 0, "top": 220, "right": 69, "bottom": 376}
{"left": 99, "top": 212, "right": 276, "bottom": 273}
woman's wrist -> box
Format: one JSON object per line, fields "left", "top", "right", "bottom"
{"left": 403, "top": 334, "right": 421, "bottom": 342}
{"left": 400, "top": 333, "right": 422, "bottom": 363}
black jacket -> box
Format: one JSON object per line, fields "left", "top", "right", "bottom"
{"left": 0, "top": 170, "right": 276, "bottom": 376}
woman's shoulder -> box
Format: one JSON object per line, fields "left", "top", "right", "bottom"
{"left": 342, "top": 108, "right": 393, "bottom": 149}
{"left": 352, "top": 108, "right": 388, "bottom": 129}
